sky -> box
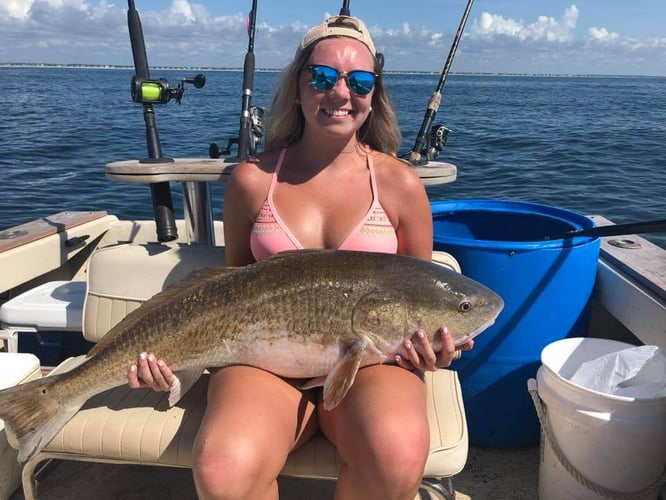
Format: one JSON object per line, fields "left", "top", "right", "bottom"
{"left": 1, "top": 1, "right": 665, "bottom": 76}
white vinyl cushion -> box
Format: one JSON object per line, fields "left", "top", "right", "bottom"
{"left": 0, "top": 281, "right": 85, "bottom": 331}
{"left": 0, "top": 352, "right": 41, "bottom": 390}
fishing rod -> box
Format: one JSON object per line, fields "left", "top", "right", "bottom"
{"left": 405, "top": 0, "right": 474, "bottom": 165}
{"left": 127, "top": 0, "right": 206, "bottom": 242}
{"left": 237, "top": 0, "right": 259, "bottom": 160}
{"left": 543, "top": 219, "right": 666, "bottom": 241}
{"left": 127, "top": 0, "right": 176, "bottom": 242}
{"left": 210, "top": 0, "right": 264, "bottom": 160}
{"left": 337, "top": 1, "right": 384, "bottom": 67}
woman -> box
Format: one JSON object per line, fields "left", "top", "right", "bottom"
{"left": 129, "top": 16, "right": 473, "bottom": 500}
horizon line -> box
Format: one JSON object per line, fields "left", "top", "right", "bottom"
{"left": 1, "top": 62, "right": 664, "bottom": 79}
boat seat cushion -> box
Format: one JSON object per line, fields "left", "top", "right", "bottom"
{"left": 41, "top": 357, "right": 467, "bottom": 478}
{"left": 83, "top": 243, "right": 226, "bottom": 343}
{"left": 431, "top": 250, "right": 462, "bottom": 273}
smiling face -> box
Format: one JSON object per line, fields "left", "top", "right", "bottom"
{"left": 298, "top": 37, "right": 376, "bottom": 142}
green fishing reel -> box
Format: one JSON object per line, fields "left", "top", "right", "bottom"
{"left": 131, "top": 74, "right": 206, "bottom": 105}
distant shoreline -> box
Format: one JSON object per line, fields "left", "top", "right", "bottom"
{"left": 1, "top": 62, "right": 663, "bottom": 79}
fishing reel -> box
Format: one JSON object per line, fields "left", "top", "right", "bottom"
{"left": 247, "top": 106, "right": 265, "bottom": 155}
{"left": 131, "top": 73, "right": 206, "bottom": 105}
{"left": 209, "top": 105, "right": 265, "bottom": 159}
{"left": 424, "top": 124, "right": 450, "bottom": 161}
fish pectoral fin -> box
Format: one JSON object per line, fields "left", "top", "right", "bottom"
{"left": 322, "top": 345, "right": 364, "bottom": 411}
{"left": 168, "top": 369, "right": 204, "bottom": 407}
{"left": 299, "top": 376, "right": 327, "bottom": 390}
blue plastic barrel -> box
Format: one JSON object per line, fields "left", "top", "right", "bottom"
{"left": 431, "top": 199, "right": 600, "bottom": 447}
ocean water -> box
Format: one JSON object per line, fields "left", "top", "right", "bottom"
{"left": 1, "top": 67, "right": 664, "bottom": 247}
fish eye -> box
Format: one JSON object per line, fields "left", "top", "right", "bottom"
{"left": 458, "top": 300, "right": 472, "bottom": 313}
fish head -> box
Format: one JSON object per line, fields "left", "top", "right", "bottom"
{"left": 374, "top": 256, "right": 504, "bottom": 348}
{"left": 271, "top": 250, "right": 503, "bottom": 350}
{"left": 412, "top": 259, "right": 503, "bottom": 346}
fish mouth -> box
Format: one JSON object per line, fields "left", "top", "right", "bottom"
{"left": 454, "top": 316, "right": 498, "bottom": 347}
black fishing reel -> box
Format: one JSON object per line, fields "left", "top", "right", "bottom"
{"left": 209, "top": 105, "right": 265, "bottom": 159}
{"left": 424, "top": 124, "right": 450, "bottom": 161}
{"left": 247, "top": 106, "right": 265, "bottom": 155}
{"left": 131, "top": 73, "right": 206, "bottom": 105}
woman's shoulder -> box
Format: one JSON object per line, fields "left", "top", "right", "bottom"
{"left": 371, "top": 151, "right": 425, "bottom": 193}
{"left": 228, "top": 149, "right": 282, "bottom": 188}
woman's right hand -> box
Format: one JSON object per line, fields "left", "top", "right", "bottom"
{"left": 127, "top": 352, "right": 175, "bottom": 391}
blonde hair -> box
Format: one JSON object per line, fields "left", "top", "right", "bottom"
{"left": 265, "top": 38, "right": 401, "bottom": 154}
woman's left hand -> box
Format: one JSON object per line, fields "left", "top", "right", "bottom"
{"left": 395, "top": 326, "right": 474, "bottom": 372}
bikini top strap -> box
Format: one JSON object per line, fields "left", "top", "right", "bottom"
{"left": 267, "top": 147, "right": 288, "bottom": 198}
{"left": 366, "top": 152, "right": 379, "bottom": 203}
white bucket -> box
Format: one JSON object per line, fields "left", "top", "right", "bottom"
{"left": 534, "top": 337, "right": 666, "bottom": 500}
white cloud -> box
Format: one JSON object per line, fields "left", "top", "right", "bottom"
{"left": 588, "top": 27, "right": 619, "bottom": 41}
{"left": 3, "top": 0, "right": 96, "bottom": 17}
{"left": 0, "top": 1, "right": 665, "bottom": 75}
{"left": 1, "top": 0, "right": 32, "bottom": 19}
{"left": 474, "top": 12, "right": 523, "bottom": 38}
{"left": 470, "top": 5, "right": 579, "bottom": 43}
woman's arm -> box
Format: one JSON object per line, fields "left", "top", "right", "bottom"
{"left": 222, "top": 158, "right": 267, "bottom": 266}
{"left": 375, "top": 153, "right": 474, "bottom": 371}
{"left": 375, "top": 154, "right": 432, "bottom": 260}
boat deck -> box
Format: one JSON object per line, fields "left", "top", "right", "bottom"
{"left": 8, "top": 445, "right": 540, "bottom": 499}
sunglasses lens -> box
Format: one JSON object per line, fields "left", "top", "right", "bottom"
{"left": 308, "top": 65, "right": 376, "bottom": 96}
{"left": 310, "top": 66, "right": 338, "bottom": 91}
{"left": 348, "top": 71, "right": 375, "bottom": 96}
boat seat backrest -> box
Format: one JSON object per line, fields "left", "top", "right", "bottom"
{"left": 82, "top": 243, "right": 226, "bottom": 343}
{"left": 431, "top": 250, "right": 461, "bottom": 273}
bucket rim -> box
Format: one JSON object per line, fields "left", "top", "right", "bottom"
{"left": 539, "top": 364, "right": 666, "bottom": 404}
{"left": 430, "top": 199, "right": 599, "bottom": 250}
{"left": 540, "top": 338, "right": 666, "bottom": 403}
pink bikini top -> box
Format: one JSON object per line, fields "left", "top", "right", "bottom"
{"left": 250, "top": 148, "right": 398, "bottom": 262}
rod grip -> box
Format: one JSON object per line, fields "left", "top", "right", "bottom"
{"left": 242, "top": 52, "right": 255, "bottom": 89}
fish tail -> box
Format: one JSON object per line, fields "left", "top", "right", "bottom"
{"left": 0, "top": 374, "right": 84, "bottom": 463}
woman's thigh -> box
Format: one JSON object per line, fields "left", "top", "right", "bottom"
{"left": 318, "top": 364, "right": 429, "bottom": 464}
{"left": 194, "top": 365, "right": 319, "bottom": 469}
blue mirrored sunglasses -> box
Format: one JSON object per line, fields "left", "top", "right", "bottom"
{"left": 306, "top": 64, "right": 377, "bottom": 96}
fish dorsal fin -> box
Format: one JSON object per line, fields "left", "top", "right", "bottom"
{"left": 88, "top": 265, "right": 240, "bottom": 355}
{"left": 264, "top": 249, "right": 335, "bottom": 262}
{"left": 178, "top": 265, "right": 241, "bottom": 283}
